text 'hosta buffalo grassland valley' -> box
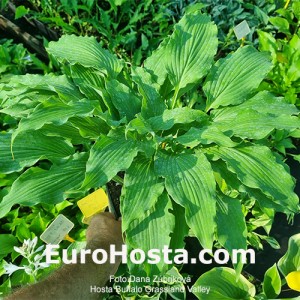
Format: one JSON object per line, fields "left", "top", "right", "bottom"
{"left": 1, "top": 11, "right": 300, "bottom": 298}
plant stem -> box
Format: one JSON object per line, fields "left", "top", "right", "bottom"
{"left": 112, "top": 175, "right": 123, "bottom": 184}
{"left": 171, "top": 86, "right": 180, "bottom": 109}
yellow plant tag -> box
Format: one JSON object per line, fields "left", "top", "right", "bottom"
{"left": 40, "top": 214, "right": 74, "bottom": 244}
{"left": 234, "top": 20, "right": 251, "bottom": 40}
{"left": 77, "top": 188, "right": 108, "bottom": 219}
{"left": 286, "top": 271, "right": 300, "bottom": 292}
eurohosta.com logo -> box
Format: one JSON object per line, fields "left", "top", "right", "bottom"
{"left": 45, "top": 244, "right": 255, "bottom": 265}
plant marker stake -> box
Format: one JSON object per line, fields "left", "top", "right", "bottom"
{"left": 77, "top": 188, "right": 108, "bottom": 220}
{"left": 233, "top": 20, "right": 250, "bottom": 43}
{"left": 284, "top": 0, "right": 291, "bottom": 9}
{"left": 64, "top": 234, "right": 75, "bottom": 243}
{"left": 40, "top": 214, "right": 74, "bottom": 244}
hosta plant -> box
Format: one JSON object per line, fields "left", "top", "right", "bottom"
{"left": 1, "top": 11, "right": 300, "bottom": 298}
{"left": 194, "top": 233, "right": 300, "bottom": 299}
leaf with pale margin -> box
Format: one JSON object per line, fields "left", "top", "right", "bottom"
{"left": 47, "top": 35, "right": 123, "bottom": 78}
{"left": 208, "top": 146, "right": 299, "bottom": 213}
{"left": 193, "top": 267, "right": 255, "bottom": 299}
{"left": 204, "top": 46, "right": 272, "bottom": 110}
{"left": 155, "top": 150, "right": 216, "bottom": 249}
{"left": 0, "top": 132, "right": 74, "bottom": 174}
{"left": 0, "top": 153, "right": 88, "bottom": 218}
{"left": 82, "top": 134, "right": 138, "bottom": 189}
{"left": 121, "top": 156, "right": 164, "bottom": 231}
{"left": 126, "top": 192, "right": 175, "bottom": 276}
{"left": 263, "top": 264, "right": 281, "bottom": 299}
{"left": 278, "top": 233, "right": 300, "bottom": 276}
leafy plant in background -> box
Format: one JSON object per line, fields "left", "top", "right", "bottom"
{"left": 1, "top": 0, "right": 283, "bottom": 64}
{"left": 0, "top": 199, "right": 85, "bottom": 295}
{"left": 2, "top": 0, "right": 191, "bottom": 65}
{"left": 190, "top": 0, "right": 279, "bottom": 57}
{"left": 258, "top": 0, "right": 300, "bottom": 106}
{"left": 194, "top": 233, "right": 300, "bottom": 299}
{"left": 0, "top": 39, "right": 47, "bottom": 82}
{"left": 3, "top": 237, "right": 49, "bottom": 281}
{"left": 1, "top": 10, "right": 300, "bottom": 299}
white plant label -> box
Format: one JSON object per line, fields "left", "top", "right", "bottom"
{"left": 234, "top": 20, "right": 250, "bottom": 40}
{"left": 40, "top": 214, "right": 74, "bottom": 244}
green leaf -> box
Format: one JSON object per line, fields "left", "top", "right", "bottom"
{"left": 147, "top": 107, "right": 208, "bottom": 131}
{"left": 144, "top": 37, "right": 170, "bottom": 87}
{"left": 12, "top": 98, "right": 95, "bottom": 145}
{"left": 70, "top": 116, "right": 110, "bottom": 138}
{"left": 204, "top": 46, "right": 272, "bottom": 110}
{"left": 69, "top": 64, "right": 105, "bottom": 102}
{"left": 177, "top": 126, "right": 237, "bottom": 148}
{"left": 126, "top": 192, "right": 175, "bottom": 276}
{"left": 212, "top": 91, "right": 300, "bottom": 139}
{"left": 126, "top": 114, "right": 154, "bottom": 136}
{"left": 193, "top": 267, "right": 255, "bottom": 299}
{"left": 165, "top": 14, "right": 217, "bottom": 98}
{"left": 169, "top": 201, "right": 189, "bottom": 251}
{"left": 278, "top": 233, "right": 300, "bottom": 276}
{"left": 0, "top": 153, "right": 88, "bottom": 218}
{"left": 269, "top": 17, "right": 290, "bottom": 35}
{"left": 213, "top": 108, "right": 300, "bottom": 140}
{"left": 155, "top": 150, "right": 216, "bottom": 249}
{"left": 82, "top": 134, "right": 138, "bottom": 189}
{"left": 41, "top": 123, "right": 87, "bottom": 145}
{"left": 212, "top": 91, "right": 299, "bottom": 119}
{"left": 263, "top": 263, "right": 281, "bottom": 299}
{"left": 131, "top": 67, "right": 166, "bottom": 119}
{"left": 258, "top": 31, "right": 277, "bottom": 63}
{"left": 293, "top": 2, "right": 300, "bottom": 20}
{"left": 208, "top": 146, "right": 299, "bottom": 213}
{"left": 106, "top": 80, "right": 141, "bottom": 121}
{"left": 216, "top": 194, "right": 247, "bottom": 270}
{"left": 4, "top": 74, "right": 84, "bottom": 103}
{"left": 15, "top": 5, "right": 29, "bottom": 19}
{"left": 0, "top": 131, "right": 74, "bottom": 174}
{"left": 121, "top": 156, "right": 164, "bottom": 231}
{"left": 69, "top": 64, "right": 119, "bottom": 116}
{"left": 246, "top": 187, "right": 289, "bottom": 215}
{"left": 47, "top": 35, "right": 123, "bottom": 78}
{"left": 0, "top": 235, "right": 18, "bottom": 255}
{"left": 213, "top": 91, "right": 299, "bottom": 135}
